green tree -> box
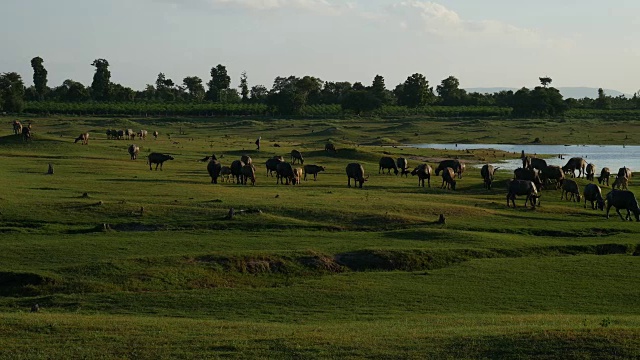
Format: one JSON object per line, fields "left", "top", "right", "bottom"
{"left": 266, "top": 76, "right": 308, "bottom": 115}
{"left": 319, "top": 81, "right": 352, "bottom": 104}
{"left": 341, "top": 90, "right": 382, "bottom": 115}
{"left": 182, "top": 76, "right": 205, "bottom": 102}
{"left": 436, "top": 75, "right": 467, "bottom": 106}
{"left": 90, "top": 59, "right": 111, "bottom": 101}
{"left": 206, "top": 64, "right": 231, "bottom": 102}
{"left": 0, "top": 72, "right": 26, "bottom": 113}
{"left": 594, "top": 88, "right": 611, "bottom": 110}
{"left": 539, "top": 77, "right": 552, "bottom": 88}
{"left": 239, "top": 71, "right": 249, "bottom": 102}
{"left": 250, "top": 85, "right": 268, "bottom": 103}
{"left": 30, "top": 56, "right": 48, "bottom": 101}
{"left": 110, "top": 83, "right": 135, "bottom": 102}
{"left": 395, "top": 73, "right": 434, "bottom": 107}
{"left": 156, "top": 73, "right": 176, "bottom": 102}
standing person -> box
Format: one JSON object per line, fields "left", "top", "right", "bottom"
{"left": 255, "top": 136, "right": 261, "bottom": 150}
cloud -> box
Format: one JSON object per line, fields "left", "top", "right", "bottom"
{"left": 157, "top": 0, "right": 351, "bottom": 15}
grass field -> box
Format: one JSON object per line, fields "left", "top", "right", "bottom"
{"left": 0, "top": 115, "right": 639, "bottom": 359}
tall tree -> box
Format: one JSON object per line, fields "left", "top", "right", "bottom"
{"left": 0, "top": 72, "right": 26, "bottom": 113}
{"left": 395, "top": 73, "right": 434, "bottom": 107}
{"left": 182, "top": 76, "right": 205, "bottom": 102}
{"left": 320, "top": 81, "right": 352, "bottom": 104}
{"left": 30, "top": 56, "right": 48, "bottom": 101}
{"left": 156, "top": 73, "right": 175, "bottom": 101}
{"left": 90, "top": 59, "right": 111, "bottom": 101}
{"left": 341, "top": 90, "right": 382, "bottom": 115}
{"left": 250, "top": 85, "right": 268, "bottom": 103}
{"left": 436, "top": 75, "right": 467, "bottom": 106}
{"left": 539, "top": 77, "right": 552, "bottom": 88}
{"left": 239, "top": 71, "right": 249, "bottom": 102}
{"left": 206, "top": 64, "right": 231, "bottom": 102}
{"left": 594, "top": 88, "right": 611, "bottom": 109}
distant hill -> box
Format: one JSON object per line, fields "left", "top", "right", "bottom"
{"left": 464, "top": 87, "right": 632, "bottom": 99}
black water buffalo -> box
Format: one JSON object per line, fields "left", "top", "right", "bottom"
{"left": 303, "top": 164, "right": 325, "bottom": 181}
{"left": 266, "top": 157, "right": 283, "bottom": 177}
{"left": 540, "top": 165, "right": 564, "bottom": 189}
{"left": 241, "top": 155, "right": 252, "bottom": 166}
{"left": 128, "top": 144, "right": 140, "bottom": 160}
{"left": 148, "top": 153, "right": 174, "bottom": 170}
{"left": 529, "top": 158, "right": 548, "bottom": 171}
{"left": 618, "top": 166, "right": 632, "bottom": 180}
{"left": 411, "top": 164, "right": 432, "bottom": 188}
{"left": 562, "top": 157, "right": 587, "bottom": 178}
{"left": 583, "top": 183, "right": 604, "bottom": 210}
{"left": 379, "top": 157, "right": 399, "bottom": 175}
{"left": 585, "top": 163, "right": 596, "bottom": 181}
{"left": 241, "top": 164, "right": 256, "bottom": 186}
{"left": 230, "top": 160, "right": 245, "bottom": 184}
{"left": 514, "top": 168, "right": 543, "bottom": 189}
{"left": 276, "top": 162, "right": 297, "bottom": 185}
{"left": 291, "top": 150, "right": 304, "bottom": 165}
{"left": 440, "top": 167, "right": 456, "bottom": 190}
{"left": 346, "top": 163, "right": 368, "bottom": 188}
{"left": 606, "top": 190, "right": 640, "bottom": 221}
{"left": 480, "top": 164, "right": 498, "bottom": 190}
{"left": 435, "top": 160, "right": 463, "bottom": 177}
{"left": 74, "top": 133, "right": 89, "bottom": 145}
{"left": 397, "top": 158, "right": 409, "bottom": 177}
{"left": 560, "top": 179, "right": 581, "bottom": 202}
{"left": 506, "top": 180, "right": 540, "bottom": 209}
{"left": 207, "top": 156, "right": 222, "bottom": 184}
{"left": 598, "top": 167, "right": 610, "bottom": 186}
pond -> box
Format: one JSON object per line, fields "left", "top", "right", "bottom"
{"left": 411, "top": 143, "right": 639, "bottom": 171}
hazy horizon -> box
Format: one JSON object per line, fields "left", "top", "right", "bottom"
{"left": 2, "top": 0, "right": 639, "bottom": 94}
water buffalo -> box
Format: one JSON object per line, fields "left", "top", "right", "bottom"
{"left": 125, "top": 129, "right": 134, "bottom": 140}
{"left": 441, "top": 167, "right": 457, "bottom": 190}
{"left": 291, "top": 150, "right": 304, "bottom": 165}
{"left": 514, "top": 168, "right": 543, "bottom": 189}
{"left": 346, "top": 163, "right": 368, "bottom": 188}
{"left": 12, "top": 120, "right": 22, "bottom": 135}
{"left": 22, "top": 127, "right": 32, "bottom": 142}
{"left": 457, "top": 162, "right": 466, "bottom": 179}
{"left": 266, "top": 157, "right": 283, "bottom": 177}
{"left": 241, "top": 164, "right": 256, "bottom": 186}
{"left": 618, "top": 167, "right": 632, "bottom": 181}
{"left": 303, "top": 164, "right": 325, "bottom": 181}
{"left": 539, "top": 166, "right": 564, "bottom": 189}
{"left": 137, "top": 130, "right": 148, "bottom": 140}
{"left": 153, "top": 131, "right": 159, "bottom": 139}
{"left": 293, "top": 168, "right": 303, "bottom": 184}
{"left": 397, "top": 158, "right": 409, "bottom": 177}
{"left": 230, "top": 160, "right": 245, "bottom": 184}
{"left": 220, "top": 166, "right": 232, "bottom": 182}
{"left": 411, "top": 164, "right": 432, "bottom": 188}
{"left": 529, "top": 158, "right": 548, "bottom": 171}
{"left": 207, "top": 156, "right": 222, "bottom": 184}
{"left": 561, "top": 179, "right": 581, "bottom": 202}
{"left": 379, "top": 156, "right": 398, "bottom": 175}
{"left": 74, "top": 133, "right": 89, "bottom": 145}
{"left": 612, "top": 176, "right": 629, "bottom": 190}
{"left": 507, "top": 180, "right": 540, "bottom": 209}
{"left": 598, "top": 167, "right": 610, "bottom": 186}
{"left": 562, "top": 157, "right": 587, "bottom": 178}
{"left": 606, "top": 190, "right": 640, "bottom": 221}
{"left": 521, "top": 156, "right": 531, "bottom": 169}
{"left": 128, "top": 144, "right": 140, "bottom": 160}
{"left": 325, "top": 143, "right": 336, "bottom": 153}
{"left": 585, "top": 163, "right": 596, "bottom": 181}
{"left": 480, "top": 164, "right": 498, "bottom": 190}
{"left": 241, "top": 155, "right": 253, "bottom": 166}
{"left": 583, "top": 183, "right": 604, "bottom": 210}
{"left": 147, "top": 153, "right": 174, "bottom": 170}
{"left": 435, "top": 160, "right": 462, "bottom": 177}
{"left": 276, "top": 162, "right": 297, "bottom": 185}
{"left": 106, "top": 129, "right": 114, "bottom": 139}
{"left": 117, "top": 130, "right": 125, "bottom": 140}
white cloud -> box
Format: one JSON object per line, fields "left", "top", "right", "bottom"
{"left": 158, "top": 0, "right": 351, "bottom": 15}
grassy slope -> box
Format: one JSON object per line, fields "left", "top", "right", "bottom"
{"left": 1, "top": 115, "right": 639, "bottom": 358}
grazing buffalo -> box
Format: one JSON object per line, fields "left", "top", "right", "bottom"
{"left": 241, "top": 155, "right": 252, "bottom": 166}
{"left": 22, "top": 126, "right": 32, "bottom": 142}
{"left": 207, "top": 156, "right": 222, "bottom": 184}
{"left": 276, "top": 162, "right": 297, "bottom": 185}
{"left": 137, "top": 130, "right": 148, "bottom": 140}
{"left": 562, "top": 157, "right": 587, "bottom": 178}
{"left": 560, "top": 179, "right": 581, "bottom": 202}
{"left": 303, "top": 164, "right": 325, "bottom": 181}
{"left": 397, "top": 158, "right": 409, "bottom": 177}
{"left": 507, "top": 180, "right": 540, "bottom": 209}
{"left": 346, "top": 163, "right": 368, "bottom": 188}
{"left": 606, "top": 190, "right": 640, "bottom": 221}
{"left": 293, "top": 168, "right": 303, "bottom": 184}
{"left": 585, "top": 163, "right": 596, "bottom": 181}
{"left": 230, "top": 160, "right": 245, "bottom": 184}
{"left": 117, "top": 130, "right": 125, "bottom": 140}
{"left": 612, "top": 176, "right": 629, "bottom": 190}
{"left": 325, "top": 143, "right": 337, "bottom": 153}
{"left": 220, "top": 166, "right": 232, "bottom": 182}
{"left": 529, "top": 158, "right": 548, "bottom": 171}
{"left": 598, "top": 167, "right": 610, "bottom": 186}
{"left": 147, "top": 153, "right": 174, "bottom": 170}
{"left": 266, "top": 157, "right": 283, "bottom": 177}
{"left": 480, "top": 164, "right": 498, "bottom": 190}
{"left": 12, "top": 120, "right": 22, "bottom": 135}
{"left": 128, "top": 144, "right": 140, "bottom": 160}
{"left": 440, "top": 167, "right": 457, "bottom": 190}
{"left": 583, "top": 184, "right": 604, "bottom": 210}
{"left": 435, "top": 160, "right": 463, "bottom": 177}
{"left": 618, "top": 167, "right": 632, "bottom": 181}
{"left": 514, "top": 168, "right": 543, "bottom": 190}
{"left": 291, "top": 150, "right": 304, "bottom": 165}
{"left": 74, "top": 133, "right": 89, "bottom": 145}
{"left": 125, "top": 129, "right": 134, "bottom": 140}
{"left": 379, "top": 156, "right": 399, "bottom": 175}
{"left": 411, "top": 164, "right": 432, "bottom": 188}
{"left": 521, "top": 156, "right": 531, "bottom": 169}
{"left": 241, "top": 164, "right": 256, "bottom": 186}
{"left": 540, "top": 165, "right": 564, "bottom": 190}
{"left": 153, "top": 131, "right": 159, "bottom": 139}
{"left": 106, "top": 129, "right": 114, "bottom": 139}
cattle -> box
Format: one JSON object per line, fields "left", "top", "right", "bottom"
{"left": 230, "top": 160, "right": 245, "bottom": 184}
{"left": 379, "top": 156, "right": 399, "bottom": 175}
{"left": 411, "top": 164, "right": 432, "bottom": 188}
{"left": 293, "top": 168, "right": 303, "bottom": 184}
{"left": 22, "top": 127, "right": 32, "bottom": 142}
{"left": 514, "top": 168, "right": 543, "bottom": 190}
{"left": 241, "top": 164, "right": 256, "bottom": 186}
{"left": 507, "top": 180, "right": 540, "bottom": 208}
{"left": 457, "top": 162, "right": 466, "bottom": 179}
{"left": 220, "top": 166, "right": 232, "bottom": 183}
{"left": 117, "top": 130, "right": 125, "bottom": 140}
{"left": 74, "top": 133, "right": 89, "bottom": 145}
{"left": 583, "top": 184, "right": 604, "bottom": 210}
{"left": 106, "top": 129, "right": 114, "bottom": 139}
{"left": 606, "top": 190, "right": 640, "bottom": 221}
{"left": 128, "top": 144, "right": 140, "bottom": 160}
{"left": 562, "top": 157, "right": 587, "bottom": 178}
{"left": 480, "top": 164, "right": 498, "bottom": 190}
{"left": 529, "top": 158, "right": 548, "bottom": 171}
{"left": 240, "top": 155, "right": 253, "bottom": 166}
{"left": 346, "top": 163, "right": 368, "bottom": 188}
{"left": 325, "top": 143, "right": 337, "bottom": 153}
{"left": 137, "top": 130, "right": 148, "bottom": 140}
{"left": 266, "top": 158, "right": 283, "bottom": 177}
{"left": 207, "top": 156, "right": 222, "bottom": 184}
{"left": 147, "top": 153, "right": 174, "bottom": 170}
{"left": 12, "top": 120, "right": 22, "bottom": 135}
{"left": 440, "top": 167, "right": 457, "bottom": 190}
{"left": 585, "top": 163, "right": 596, "bottom": 181}
{"left": 397, "top": 158, "right": 409, "bottom": 177}
{"left": 153, "top": 131, "right": 159, "bottom": 139}
{"left": 125, "top": 129, "right": 134, "bottom": 140}
{"left": 560, "top": 179, "right": 581, "bottom": 202}
{"left": 273, "top": 155, "right": 284, "bottom": 162}
{"left": 612, "top": 176, "right": 629, "bottom": 190}
{"left": 303, "top": 164, "right": 325, "bottom": 181}
{"left": 598, "top": 167, "right": 610, "bottom": 186}
{"left": 521, "top": 155, "right": 531, "bottom": 169}
{"left": 276, "top": 162, "right": 297, "bottom": 185}
{"left": 291, "top": 150, "right": 304, "bottom": 165}
{"left": 618, "top": 167, "right": 632, "bottom": 181}
{"left": 435, "top": 160, "right": 462, "bottom": 177}
{"left": 540, "top": 165, "right": 564, "bottom": 189}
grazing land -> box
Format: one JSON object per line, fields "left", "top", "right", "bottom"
{"left": 1, "top": 115, "right": 639, "bottom": 359}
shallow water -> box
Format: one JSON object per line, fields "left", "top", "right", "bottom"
{"left": 411, "top": 143, "right": 639, "bottom": 172}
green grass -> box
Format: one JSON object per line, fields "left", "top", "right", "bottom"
{"left": 1, "top": 115, "right": 639, "bottom": 358}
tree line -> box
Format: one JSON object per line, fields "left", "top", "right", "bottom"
{"left": 1, "top": 57, "right": 639, "bottom": 117}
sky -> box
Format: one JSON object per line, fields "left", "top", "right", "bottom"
{"left": 1, "top": 0, "right": 639, "bottom": 94}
